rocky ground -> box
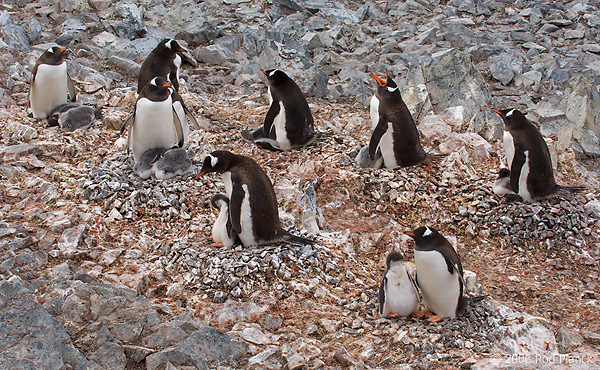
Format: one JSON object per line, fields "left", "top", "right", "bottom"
{"left": 1, "top": 0, "right": 600, "bottom": 369}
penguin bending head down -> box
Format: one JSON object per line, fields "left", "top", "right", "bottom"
{"left": 210, "top": 194, "right": 241, "bottom": 248}
{"left": 493, "top": 108, "right": 583, "bottom": 201}
{"left": 241, "top": 69, "right": 315, "bottom": 151}
{"left": 196, "top": 150, "right": 314, "bottom": 247}
{"left": 405, "top": 226, "right": 486, "bottom": 322}
{"left": 378, "top": 251, "right": 420, "bottom": 318}
{"left": 29, "top": 46, "right": 77, "bottom": 119}
{"left": 367, "top": 72, "right": 427, "bottom": 169}
{"left": 138, "top": 38, "right": 189, "bottom": 93}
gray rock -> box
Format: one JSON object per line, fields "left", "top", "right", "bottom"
{"left": 26, "top": 18, "right": 42, "bottom": 43}
{"left": 112, "top": 3, "right": 146, "bottom": 40}
{"left": 489, "top": 54, "right": 522, "bottom": 85}
{"left": 108, "top": 55, "right": 141, "bottom": 77}
{"left": 194, "top": 44, "right": 238, "bottom": 65}
{"left": 556, "top": 326, "right": 584, "bottom": 349}
{"left": 334, "top": 346, "right": 353, "bottom": 367}
{"left": 548, "top": 68, "right": 569, "bottom": 84}
{"left": 1, "top": 24, "right": 29, "bottom": 50}
{"left": 57, "top": 226, "right": 85, "bottom": 255}
{"left": 247, "top": 346, "right": 280, "bottom": 369}
{"left": 282, "top": 343, "right": 305, "bottom": 370}
{"left": 122, "top": 344, "right": 154, "bottom": 363}
{"left": 0, "top": 277, "right": 100, "bottom": 370}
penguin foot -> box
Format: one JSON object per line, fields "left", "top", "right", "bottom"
{"left": 502, "top": 193, "right": 523, "bottom": 203}
{"left": 427, "top": 315, "right": 443, "bottom": 323}
{"left": 411, "top": 308, "right": 433, "bottom": 318}
{"left": 387, "top": 313, "right": 400, "bottom": 319}
{"left": 209, "top": 236, "right": 214, "bottom": 241}
{"left": 211, "top": 242, "right": 224, "bottom": 247}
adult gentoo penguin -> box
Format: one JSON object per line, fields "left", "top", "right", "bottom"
{"left": 121, "top": 77, "right": 185, "bottom": 164}
{"left": 210, "top": 194, "right": 240, "bottom": 248}
{"left": 493, "top": 108, "right": 583, "bottom": 201}
{"left": 378, "top": 251, "right": 420, "bottom": 318}
{"left": 196, "top": 151, "right": 314, "bottom": 247}
{"left": 241, "top": 69, "right": 315, "bottom": 151}
{"left": 138, "top": 38, "right": 188, "bottom": 93}
{"left": 368, "top": 72, "right": 427, "bottom": 168}
{"left": 405, "top": 226, "right": 485, "bottom": 322}
{"left": 29, "top": 46, "right": 77, "bottom": 119}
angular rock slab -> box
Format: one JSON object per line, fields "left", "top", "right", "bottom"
{"left": 0, "top": 277, "right": 100, "bottom": 370}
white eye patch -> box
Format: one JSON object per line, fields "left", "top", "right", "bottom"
{"left": 423, "top": 227, "right": 433, "bottom": 237}
{"left": 150, "top": 77, "right": 159, "bottom": 86}
{"left": 269, "top": 70, "right": 276, "bottom": 77}
{"left": 209, "top": 154, "right": 218, "bottom": 167}
{"left": 386, "top": 86, "right": 398, "bottom": 92}
{"left": 506, "top": 109, "right": 515, "bottom": 117}
{"left": 165, "top": 39, "right": 173, "bottom": 49}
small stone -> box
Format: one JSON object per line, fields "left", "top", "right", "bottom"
{"left": 556, "top": 327, "right": 584, "bottom": 348}
{"left": 334, "top": 346, "right": 353, "bottom": 367}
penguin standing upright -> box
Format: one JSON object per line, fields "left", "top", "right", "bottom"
{"left": 378, "top": 251, "right": 420, "bottom": 318}
{"left": 493, "top": 108, "right": 583, "bottom": 201}
{"left": 196, "top": 151, "right": 314, "bottom": 247}
{"left": 210, "top": 194, "right": 240, "bottom": 248}
{"left": 405, "top": 226, "right": 485, "bottom": 322}
{"left": 29, "top": 46, "right": 77, "bottom": 119}
{"left": 367, "top": 72, "right": 427, "bottom": 169}
{"left": 121, "top": 77, "right": 185, "bottom": 164}
{"left": 241, "top": 69, "right": 314, "bottom": 151}
{"left": 138, "top": 39, "right": 188, "bottom": 93}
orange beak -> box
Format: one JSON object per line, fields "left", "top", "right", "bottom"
{"left": 59, "top": 48, "right": 67, "bottom": 52}
{"left": 402, "top": 258, "right": 410, "bottom": 261}
{"left": 404, "top": 232, "right": 416, "bottom": 237}
{"left": 195, "top": 172, "right": 206, "bottom": 179}
{"left": 492, "top": 109, "right": 502, "bottom": 115}
{"left": 162, "top": 83, "right": 171, "bottom": 87}
{"left": 261, "top": 69, "right": 268, "bottom": 75}
{"left": 178, "top": 48, "right": 186, "bottom": 52}
{"left": 373, "top": 73, "right": 386, "bottom": 86}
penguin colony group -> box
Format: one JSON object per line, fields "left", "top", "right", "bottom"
{"left": 29, "top": 39, "right": 585, "bottom": 324}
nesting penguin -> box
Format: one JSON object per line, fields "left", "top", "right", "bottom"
{"left": 405, "top": 226, "right": 485, "bottom": 322}
{"left": 493, "top": 108, "right": 583, "bottom": 201}
{"left": 138, "top": 39, "right": 188, "bottom": 93}
{"left": 29, "top": 46, "right": 77, "bottom": 119}
{"left": 366, "top": 72, "right": 427, "bottom": 169}
{"left": 121, "top": 77, "right": 198, "bottom": 165}
{"left": 210, "top": 194, "right": 241, "bottom": 248}
{"left": 378, "top": 251, "right": 420, "bottom": 318}
{"left": 196, "top": 151, "right": 314, "bottom": 247}
{"left": 241, "top": 69, "right": 315, "bottom": 151}
{"left": 47, "top": 102, "right": 102, "bottom": 131}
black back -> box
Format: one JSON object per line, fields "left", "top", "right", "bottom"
{"left": 497, "top": 109, "right": 557, "bottom": 198}
{"left": 370, "top": 73, "right": 427, "bottom": 166}
{"left": 262, "top": 69, "right": 314, "bottom": 146}
{"left": 138, "top": 39, "right": 185, "bottom": 93}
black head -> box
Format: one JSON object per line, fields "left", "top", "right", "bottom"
{"left": 39, "top": 46, "right": 67, "bottom": 65}
{"left": 196, "top": 150, "right": 236, "bottom": 177}
{"left": 404, "top": 226, "right": 447, "bottom": 251}
{"left": 157, "top": 39, "right": 186, "bottom": 54}
{"left": 261, "top": 69, "right": 290, "bottom": 85}
{"left": 211, "top": 193, "right": 229, "bottom": 209}
{"left": 385, "top": 251, "right": 407, "bottom": 268}
{"left": 493, "top": 108, "right": 528, "bottom": 131}
{"left": 373, "top": 72, "right": 400, "bottom": 99}
{"left": 498, "top": 168, "right": 510, "bottom": 179}
{"left": 140, "top": 77, "right": 172, "bottom": 99}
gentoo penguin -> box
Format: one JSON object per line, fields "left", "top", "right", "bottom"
{"left": 241, "top": 69, "right": 315, "bottom": 151}
{"left": 196, "top": 151, "right": 314, "bottom": 247}
{"left": 47, "top": 102, "right": 102, "bottom": 131}
{"left": 493, "top": 109, "right": 583, "bottom": 201}
{"left": 138, "top": 38, "right": 188, "bottom": 93}
{"left": 29, "top": 46, "right": 77, "bottom": 119}
{"left": 121, "top": 77, "right": 187, "bottom": 164}
{"left": 211, "top": 194, "right": 241, "bottom": 248}
{"left": 378, "top": 251, "right": 420, "bottom": 318}
{"left": 356, "top": 144, "right": 383, "bottom": 169}
{"left": 368, "top": 72, "right": 427, "bottom": 169}
{"left": 405, "top": 226, "right": 485, "bottom": 322}
{"left": 153, "top": 147, "right": 192, "bottom": 180}
{"left": 492, "top": 168, "right": 512, "bottom": 196}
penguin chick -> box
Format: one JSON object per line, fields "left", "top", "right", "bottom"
{"left": 241, "top": 69, "right": 315, "bottom": 151}
{"left": 196, "top": 150, "right": 315, "bottom": 247}
{"left": 405, "top": 226, "right": 486, "bottom": 322}
{"left": 153, "top": 147, "right": 192, "bottom": 180}
{"left": 378, "top": 251, "right": 420, "bottom": 318}
{"left": 356, "top": 144, "right": 383, "bottom": 169}
{"left": 134, "top": 147, "right": 168, "bottom": 179}
{"left": 210, "top": 193, "right": 241, "bottom": 248}
{"left": 48, "top": 102, "right": 101, "bottom": 131}
{"left": 30, "top": 46, "right": 77, "bottom": 119}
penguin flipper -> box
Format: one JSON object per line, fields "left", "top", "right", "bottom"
{"left": 378, "top": 276, "right": 387, "bottom": 315}
{"left": 407, "top": 270, "right": 422, "bottom": 304}
{"left": 263, "top": 100, "right": 281, "bottom": 138}
{"left": 67, "top": 74, "right": 77, "bottom": 102}
{"left": 121, "top": 112, "right": 135, "bottom": 135}
{"left": 171, "top": 107, "right": 185, "bottom": 148}
{"left": 228, "top": 173, "right": 244, "bottom": 235}
{"left": 183, "top": 104, "right": 200, "bottom": 130}
{"left": 126, "top": 122, "right": 133, "bottom": 155}
{"left": 282, "top": 232, "right": 315, "bottom": 245}
{"left": 368, "top": 119, "right": 389, "bottom": 160}
{"left": 509, "top": 149, "right": 526, "bottom": 194}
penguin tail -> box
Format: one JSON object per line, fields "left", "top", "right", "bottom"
{"left": 282, "top": 232, "right": 316, "bottom": 246}
{"left": 466, "top": 294, "right": 489, "bottom": 304}
{"left": 557, "top": 185, "right": 586, "bottom": 194}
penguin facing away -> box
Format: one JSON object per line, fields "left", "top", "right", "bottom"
{"left": 121, "top": 77, "right": 185, "bottom": 164}
{"left": 138, "top": 38, "right": 188, "bottom": 93}
{"left": 30, "top": 46, "right": 77, "bottom": 119}
{"left": 493, "top": 108, "right": 583, "bottom": 201}
{"left": 369, "top": 72, "right": 427, "bottom": 168}
{"left": 241, "top": 69, "right": 315, "bottom": 151}
{"left": 378, "top": 251, "right": 420, "bottom": 318}
{"left": 405, "top": 226, "right": 485, "bottom": 322}
{"left": 211, "top": 193, "right": 241, "bottom": 248}
{"left": 196, "top": 151, "right": 314, "bottom": 247}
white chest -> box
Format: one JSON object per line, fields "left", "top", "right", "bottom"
{"left": 131, "top": 97, "right": 178, "bottom": 163}
{"left": 414, "top": 250, "right": 460, "bottom": 318}
{"left": 503, "top": 131, "right": 515, "bottom": 169}
{"left": 212, "top": 204, "right": 235, "bottom": 248}
{"left": 518, "top": 151, "right": 532, "bottom": 201}
{"left": 238, "top": 184, "right": 255, "bottom": 246}
{"left": 273, "top": 101, "right": 291, "bottom": 150}
{"left": 30, "top": 63, "right": 69, "bottom": 118}
{"left": 381, "top": 264, "right": 419, "bottom": 317}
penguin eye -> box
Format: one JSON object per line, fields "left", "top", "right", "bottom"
{"left": 422, "top": 227, "right": 433, "bottom": 237}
